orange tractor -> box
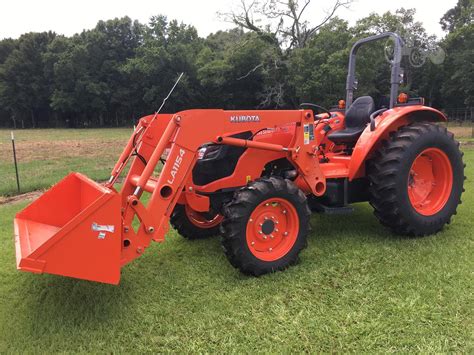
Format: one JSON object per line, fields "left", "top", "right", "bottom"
{"left": 14, "top": 33, "right": 464, "bottom": 284}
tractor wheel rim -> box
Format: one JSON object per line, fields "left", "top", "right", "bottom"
{"left": 185, "top": 205, "right": 223, "bottom": 229}
{"left": 407, "top": 148, "right": 453, "bottom": 216}
{"left": 246, "top": 198, "right": 299, "bottom": 262}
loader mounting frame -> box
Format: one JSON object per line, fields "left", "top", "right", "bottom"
{"left": 112, "top": 109, "right": 325, "bottom": 268}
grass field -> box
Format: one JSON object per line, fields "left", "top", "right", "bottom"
{"left": 0, "top": 128, "right": 132, "bottom": 196}
{"left": 0, "top": 128, "right": 472, "bottom": 352}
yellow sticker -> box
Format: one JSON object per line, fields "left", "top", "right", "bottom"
{"left": 304, "top": 131, "right": 310, "bottom": 144}
{"left": 246, "top": 175, "right": 252, "bottom": 183}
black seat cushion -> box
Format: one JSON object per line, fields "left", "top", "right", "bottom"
{"left": 327, "top": 126, "right": 367, "bottom": 144}
{"left": 328, "top": 96, "right": 375, "bottom": 144}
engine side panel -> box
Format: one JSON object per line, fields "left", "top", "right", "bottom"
{"left": 191, "top": 124, "right": 297, "bottom": 191}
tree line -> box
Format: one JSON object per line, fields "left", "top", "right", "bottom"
{"left": 0, "top": 0, "right": 472, "bottom": 128}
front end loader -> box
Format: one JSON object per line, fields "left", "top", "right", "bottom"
{"left": 14, "top": 32, "right": 464, "bottom": 284}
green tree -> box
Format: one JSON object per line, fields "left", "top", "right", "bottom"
{"left": 440, "top": 0, "right": 473, "bottom": 32}
{"left": 123, "top": 15, "right": 204, "bottom": 114}
{"left": 197, "top": 30, "right": 283, "bottom": 108}
{"left": 440, "top": 14, "right": 474, "bottom": 107}
{"left": 50, "top": 17, "right": 143, "bottom": 126}
{"left": 0, "top": 6, "right": 472, "bottom": 128}
{"left": 431, "top": 0, "right": 474, "bottom": 109}
{"left": 0, "top": 38, "right": 17, "bottom": 126}
{"left": 0, "top": 38, "right": 15, "bottom": 64}
{"left": 0, "top": 32, "right": 56, "bottom": 127}
{"left": 48, "top": 35, "right": 106, "bottom": 127}
{"left": 287, "top": 18, "right": 351, "bottom": 107}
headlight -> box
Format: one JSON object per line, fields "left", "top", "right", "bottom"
{"left": 197, "top": 145, "right": 223, "bottom": 160}
{"left": 197, "top": 147, "right": 207, "bottom": 159}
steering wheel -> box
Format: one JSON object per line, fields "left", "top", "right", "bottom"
{"left": 299, "top": 103, "right": 332, "bottom": 120}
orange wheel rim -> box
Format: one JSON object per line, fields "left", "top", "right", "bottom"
{"left": 185, "top": 205, "right": 223, "bottom": 229}
{"left": 407, "top": 148, "right": 453, "bottom": 216}
{"left": 246, "top": 198, "right": 299, "bottom": 262}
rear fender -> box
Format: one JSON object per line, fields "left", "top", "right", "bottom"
{"left": 348, "top": 106, "right": 447, "bottom": 180}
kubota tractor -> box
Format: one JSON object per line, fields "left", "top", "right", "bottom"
{"left": 14, "top": 33, "right": 464, "bottom": 284}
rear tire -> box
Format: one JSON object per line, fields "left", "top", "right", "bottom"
{"left": 368, "top": 122, "right": 464, "bottom": 236}
{"left": 220, "top": 177, "right": 310, "bottom": 276}
{"left": 171, "top": 204, "right": 223, "bottom": 240}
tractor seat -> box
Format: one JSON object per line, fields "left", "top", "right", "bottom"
{"left": 328, "top": 96, "right": 375, "bottom": 144}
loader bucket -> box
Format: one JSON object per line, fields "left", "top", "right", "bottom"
{"left": 14, "top": 173, "right": 122, "bottom": 284}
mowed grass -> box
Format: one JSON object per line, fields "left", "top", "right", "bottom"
{"left": 0, "top": 128, "right": 132, "bottom": 196}
{"left": 0, "top": 138, "right": 472, "bottom": 351}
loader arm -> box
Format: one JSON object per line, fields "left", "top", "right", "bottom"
{"left": 115, "top": 109, "right": 326, "bottom": 266}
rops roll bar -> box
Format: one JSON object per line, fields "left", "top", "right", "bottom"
{"left": 345, "top": 32, "right": 404, "bottom": 110}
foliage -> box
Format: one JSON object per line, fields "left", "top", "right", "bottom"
{"left": 440, "top": 0, "right": 473, "bottom": 32}
{"left": 197, "top": 30, "right": 284, "bottom": 108}
{"left": 0, "top": 1, "right": 472, "bottom": 128}
{"left": 440, "top": 0, "right": 474, "bottom": 108}
{"left": 49, "top": 17, "right": 144, "bottom": 127}
{"left": 0, "top": 32, "right": 56, "bottom": 128}
{"left": 287, "top": 18, "right": 352, "bottom": 107}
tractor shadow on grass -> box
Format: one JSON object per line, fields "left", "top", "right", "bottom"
{"left": 13, "top": 203, "right": 445, "bottom": 333}
{"left": 18, "top": 272, "right": 136, "bottom": 332}
{"left": 308, "top": 202, "right": 394, "bottom": 241}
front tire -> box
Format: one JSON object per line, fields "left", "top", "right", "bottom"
{"left": 220, "top": 177, "right": 311, "bottom": 276}
{"left": 170, "top": 204, "right": 223, "bottom": 240}
{"left": 368, "top": 122, "right": 464, "bottom": 236}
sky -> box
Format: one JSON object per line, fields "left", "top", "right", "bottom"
{"left": 0, "top": 0, "right": 458, "bottom": 40}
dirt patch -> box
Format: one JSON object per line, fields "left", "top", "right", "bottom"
{"left": 0, "top": 190, "right": 43, "bottom": 206}
{"left": 0, "top": 138, "right": 126, "bottom": 163}
{"left": 447, "top": 126, "right": 473, "bottom": 139}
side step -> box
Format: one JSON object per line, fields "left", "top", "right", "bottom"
{"left": 310, "top": 203, "right": 354, "bottom": 215}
